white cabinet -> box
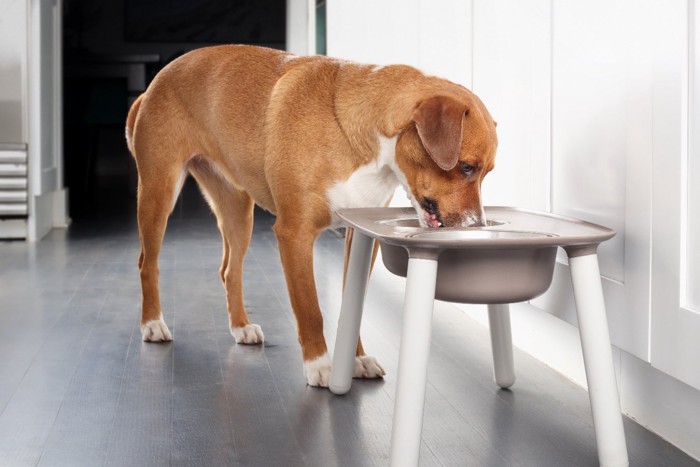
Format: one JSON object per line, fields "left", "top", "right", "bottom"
{"left": 326, "top": 0, "right": 700, "bottom": 453}
{"left": 649, "top": 0, "right": 700, "bottom": 390}
{"left": 469, "top": 0, "right": 699, "bottom": 388}
{"left": 327, "top": 0, "right": 698, "bottom": 391}
{"left": 468, "top": 0, "right": 654, "bottom": 361}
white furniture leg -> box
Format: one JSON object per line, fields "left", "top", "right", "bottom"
{"left": 569, "top": 253, "right": 628, "bottom": 467}
{"left": 389, "top": 257, "right": 438, "bottom": 467}
{"left": 487, "top": 303, "right": 516, "bottom": 389}
{"left": 329, "top": 232, "right": 374, "bottom": 395}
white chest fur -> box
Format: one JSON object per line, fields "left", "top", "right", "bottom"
{"left": 326, "top": 136, "right": 403, "bottom": 227}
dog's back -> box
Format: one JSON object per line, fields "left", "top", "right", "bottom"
{"left": 126, "top": 45, "right": 285, "bottom": 155}
{"left": 127, "top": 45, "right": 497, "bottom": 386}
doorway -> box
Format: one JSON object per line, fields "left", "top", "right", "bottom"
{"left": 61, "top": 0, "right": 286, "bottom": 221}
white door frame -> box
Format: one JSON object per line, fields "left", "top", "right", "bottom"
{"left": 286, "top": 0, "right": 316, "bottom": 55}
{"left": 27, "top": 0, "right": 67, "bottom": 241}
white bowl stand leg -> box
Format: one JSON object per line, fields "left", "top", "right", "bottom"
{"left": 488, "top": 303, "right": 516, "bottom": 389}
{"left": 329, "top": 231, "right": 374, "bottom": 395}
{"left": 389, "top": 256, "right": 438, "bottom": 467}
{"left": 568, "top": 253, "right": 628, "bottom": 467}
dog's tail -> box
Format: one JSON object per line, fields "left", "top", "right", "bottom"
{"left": 125, "top": 93, "right": 144, "bottom": 157}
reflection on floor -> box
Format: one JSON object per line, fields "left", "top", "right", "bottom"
{"left": 0, "top": 182, "right": 697, "bottom": 466}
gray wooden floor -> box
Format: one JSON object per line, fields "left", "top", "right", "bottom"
{"left": 0, "top": 181, "right": 698, "bottom": 467}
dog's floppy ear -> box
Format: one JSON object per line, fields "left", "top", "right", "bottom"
{"left": 412, "top": 96, "right": 466, "bottom": 171}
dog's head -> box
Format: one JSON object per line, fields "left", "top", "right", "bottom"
{"left": 395, "top": 94, "right": 497, "bottom": 228}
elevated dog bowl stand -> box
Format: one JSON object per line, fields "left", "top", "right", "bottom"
{"left": 329, "top": 207, "right": 628, "bottom": 467}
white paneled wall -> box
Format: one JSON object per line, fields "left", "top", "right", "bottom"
{"left": 534, "top": 0, "right": 657, "bottom": 360}
{"left": 327, "top": 0, "right": 471, "bottom": 86}
{"left": 329, "top": 0, "right": 656, "bottom": 360}
{"left": 687, "top": 1, "right": 700, "bottom": 314}
{"left": 328, "top": 0, "right": 700, "bottom": 456}
{"left": 327, "top": 0, "right": 419, "bottom": 66}
{"left": 472, "top": 0, "right": 550, "bottom": 211}
{"left": 649, "top": 0, "right": 700, "bottom": 391}
{"left": 551, "top": 0, "right": 629, "bottom": 282}
{"left": 417, "top": 0, "right": 472, "bottom": 87}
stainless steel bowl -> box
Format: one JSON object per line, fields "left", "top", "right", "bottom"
{"left": 380, "top": 229, "right": 558, "bottom": 304}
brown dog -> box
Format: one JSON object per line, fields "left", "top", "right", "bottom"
{"left": 125, "top": 45, "right": 497, "bottom": 387}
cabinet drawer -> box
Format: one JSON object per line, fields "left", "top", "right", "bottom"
{"left": 0, "top": 191, "right": 27, "bottom": 203}
{"left": 0, "top": 164, "right": 27, "bottom": 177}
{"left": 0, "top": 203, "right": 27, "bottom": 216}
{"left": 0, "top": 151, "right": 27, "bottom": 164}
{"left": 0, "top": 178, "right": 27, "bottom": 190}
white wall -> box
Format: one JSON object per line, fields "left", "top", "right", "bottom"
{"left": 328, "top": 0, "right": 472, "bottom": 86}
{"left": 328, "top": 0, "right": 700, "bottom": 459}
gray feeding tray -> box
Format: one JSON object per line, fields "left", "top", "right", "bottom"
{"left": 337, "top": 206, "right": 615, "bottom": 304}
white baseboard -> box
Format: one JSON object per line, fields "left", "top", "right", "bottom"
{"left": 455, "top": 301, "right": 700, "bottom": 461}
{"left": 619, "top": 349, "right": 700, "bottom": 462}
{"left": 52, "top": 188, "right": 70, "bottom": 228}
{"left": 27, "top": 188, "right": 69, "bottom": 241}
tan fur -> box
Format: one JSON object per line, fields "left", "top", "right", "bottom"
{"left": 126, "top": 45, "right": 497, "bottom": 374}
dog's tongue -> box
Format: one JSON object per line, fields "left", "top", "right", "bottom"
{"left": 427, "top": 214, "right": 442, "bottom": 228}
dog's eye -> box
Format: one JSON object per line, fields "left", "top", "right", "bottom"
{"left": 460, "top": 162, "right": 475, "bottom": 177}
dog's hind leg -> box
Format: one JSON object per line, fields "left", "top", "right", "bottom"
{"left": 136, "top": 160, "right": 186, "bottom": 342}
{"left": 189, "top": 160, "right": 264, "bottom": 344}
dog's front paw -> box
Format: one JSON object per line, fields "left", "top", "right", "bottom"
{"left": 353, "top": 355, "right": 386, "bottom": 379}
{"left": 304, "top": 353, "right": 332, "bottom": 387}
{"left": 141, "top": 318, "right": 172, "bottom": 342}
{"left": 230, "top": 324, "right": 264, "bottom": 345}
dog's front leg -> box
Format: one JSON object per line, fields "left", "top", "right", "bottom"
{"left": 274, "top": 223, "right": 331, "bottom": 386}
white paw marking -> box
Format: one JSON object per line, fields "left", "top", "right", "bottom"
{"left": 141, "top": 318, "right": 172, "bottom": 342}
{"left": 230, "top": 324, "right": 265, "bottom": 344}
{"left": 353, "top": 355, "right": 386, "bottom": 379}
{"left": 304, "top": 353, "right": 332, "bottom": 387}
